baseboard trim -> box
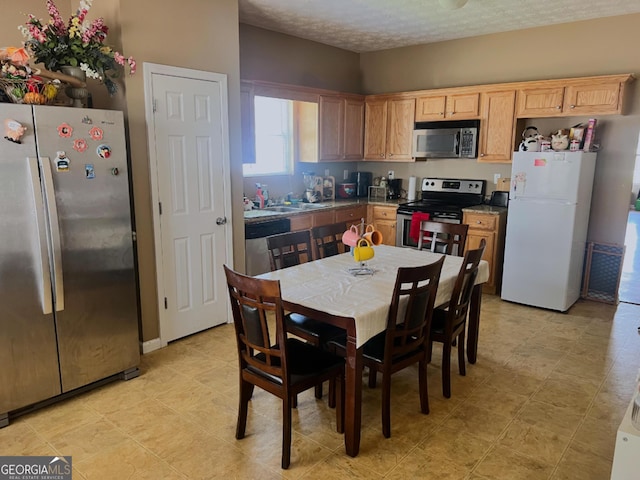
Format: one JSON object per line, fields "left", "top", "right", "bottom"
{"left": 141, "top": 338, "right": 163, "bottom": 354}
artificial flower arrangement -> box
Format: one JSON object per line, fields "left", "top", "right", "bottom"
{"left": 20, "top": 0, "right": 136, "bottom": 95}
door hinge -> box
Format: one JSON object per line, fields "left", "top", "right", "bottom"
{"left": 164, "top": 297, "right": 168, "bottom": 309}
{"left": 153, "top": 98, "right": 157, "bottom": 113}
{"left": 159, "top": 202, "right": 162, "bottom": 215}
{"left": 132, "top": 231, "right": 137, "bottom": 242}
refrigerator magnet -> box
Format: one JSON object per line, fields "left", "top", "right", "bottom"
{"left": 534, "top": 158, "right": 547, "bottom": 167}
{"left": 55, "top": 151, "right": 70, "bottom": 172}
{"left": 4, "top": 119, "right": 26, "bottom": 144}
{"left": 96, "top": 144, "right": 111, "bottom": 158}
{"left": 81, "top": 115, "right": 93, "bottom": 124}
{"left": 73, "top": 138, "right": 88, "bottom": 153}
{"left": 89, "top": 127, "right": 103, "bottom": 141}
{"left": 57, "top": 123, "right": 73, "bottom": 138}
{"left": 85, "top": 164, "right": 95, "bottom": 179}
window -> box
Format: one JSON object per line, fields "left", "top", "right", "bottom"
{"left": 243, "top": 96, "right": 294, "bottom": 176}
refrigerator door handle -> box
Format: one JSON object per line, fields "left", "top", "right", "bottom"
{"left": 28, "top": 157, "right": 53, "bottom": 315}
{"left": 39, "top": 156, "right": 65, "bottom": 312}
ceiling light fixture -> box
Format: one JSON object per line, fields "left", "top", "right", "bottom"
{"left": 438, "top": 0, "right": 469, "bottom": 10}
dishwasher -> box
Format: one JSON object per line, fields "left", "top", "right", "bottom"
{"left": 245, "top": 218, "right": 291, "bottom": 276}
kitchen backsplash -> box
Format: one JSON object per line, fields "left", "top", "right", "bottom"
{"left": 243, "top": 159, "right": 511, "bottom": 203}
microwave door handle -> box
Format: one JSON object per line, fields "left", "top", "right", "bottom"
{"left": 454, "top": 131, "right": 460, "bottom": 156}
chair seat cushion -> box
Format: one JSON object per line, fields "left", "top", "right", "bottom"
{"left": 247, "top": 338, "right": 344, "bottom": 386}
{"left": 328, "top": 331, "right": 419, "bottom": 364}
{"left": 286, "top": 313, "right": 344, "bottom": 343}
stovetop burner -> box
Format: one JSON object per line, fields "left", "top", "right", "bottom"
{"left": 398, "top": 177, "right": 486, "bottom": 215}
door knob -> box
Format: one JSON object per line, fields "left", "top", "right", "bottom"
{"left": 216, "top": 217, "right": 227, "bottom": 225}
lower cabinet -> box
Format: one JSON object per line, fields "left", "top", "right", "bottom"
{"left": 463, "top": 209, "right": 507, "bottom": 295}
{"left": 289, "top": 210, "right": 336, "bottom": 231}
{"left": 335, "top": 204, "right": 367, "bottom": 227}
{"left": 368, "top": 204, "right": 398, "bottom": 246}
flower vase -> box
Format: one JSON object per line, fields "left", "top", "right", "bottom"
{"left": 60, "top": 65, "right": 88, "bottom": 108}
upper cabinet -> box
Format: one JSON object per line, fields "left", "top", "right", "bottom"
{"left": 515, "top": 75, "right": 632, "bottom": 118}
{"left": 364, "top": 96, "right": 416, "bottom": 161}
{"left": 415, "top": 92, "right": 479, "bottom": 121}
{"left": 318, "top": 94, "right": 365, "bottom": 161}
{"left": 477, "top": 90, "right": 516, "bottom": 163}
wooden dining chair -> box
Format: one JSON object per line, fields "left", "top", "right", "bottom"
{"left": 428, "top": 239, "right": 486, "bottom": 398}
{"left": 224, "top": 265, "right": 344, "bottom": 469}
{"left": 266, "top": 230, "right": 314, "bottom": 271}
{"left": 266, "top": 230, "right": 345, "bottom": 400}
{"left": 417, "top": 220, "right": 469, "bottom": 257}
{"left": 329, "top": 256, "right": 444, "bottom": 438}
{"left": 311, "top": 222, "right": 348, "bottom": 259}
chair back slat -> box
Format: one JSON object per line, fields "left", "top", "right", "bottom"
{"left": 387, "top": 256, "right": 444, "bottom": 359}
{"left": 311, "top": 222, "right": 348, "bottom": 259}
{"left": 267, "top": 230, "right": 313, "bottom": 271}
{"left": 417, "top": 221, "right": 469, "bottom": 256}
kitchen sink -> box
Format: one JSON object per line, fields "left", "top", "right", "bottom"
{"left": 291, "top": 203, "right": 329, "bottom": 210}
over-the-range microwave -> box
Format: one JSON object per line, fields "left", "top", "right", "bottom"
{"left": 412, "top": 121, "right": 479, "bottom": 158}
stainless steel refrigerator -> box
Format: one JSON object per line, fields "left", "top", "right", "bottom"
{"left": 0, "top": 104, "right": 139, "bottom": 427}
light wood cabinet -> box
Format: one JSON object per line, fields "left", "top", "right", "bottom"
{"left": 562, "top": 81, "right": 623, "bottom": 115}
{"left": 335, "top": 204, "right": 367, "bottom": 226}
{"left": 368, "top": 205, "right": 398, "bottom": 246}
{"left": 364, "top": 96, "right": 415, "bottom": 161}
{"left": 289, "top": 209, "right": 336, "bottom": 231}
{"left": 478, "top": 90, "right": 516, "bottom": 163}
{"left": 463, "top": 210, "right": 507, "bottom": 295}
{"left": 344, "top": 97, "right": 366, "bottom": 159}
{"left": 415, "top": 92, "right": 479, "bottom": 121}
{"left": 318, "top": 94, "right": 365, "bottom": 161}
{"left": 516, "top": 79, "right": 626, "bottom": 117}
{"left": 289, "top": 213, "right": 313, "bottom": 231}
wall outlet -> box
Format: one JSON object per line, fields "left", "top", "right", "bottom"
{"left": 343, "top": 169, "right": 349, "bottom": 180}
{"left": 388, "top": 170, "right": 394, "bottom": 180}
{"left": 324, "top": 169, "right": 330, "bottom": 177}
{"left": 494, "top": 173, "right": 501, "bottom": 184}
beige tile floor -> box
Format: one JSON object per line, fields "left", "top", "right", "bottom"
{"left": 3, "top": 296, "right": 640, "bottom": 479}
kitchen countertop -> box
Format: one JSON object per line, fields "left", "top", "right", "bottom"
{"left": 462, "top": 204, "right": 508, "bottom": 215}
{"left": 244, "top": 198, "right": 401, "bottom": 223}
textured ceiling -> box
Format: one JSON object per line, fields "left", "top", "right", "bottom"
{"left": 239, "top": 0, "right": 640, "bottom": 53}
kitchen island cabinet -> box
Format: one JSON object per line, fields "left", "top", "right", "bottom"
{"left": 463, "top": 207, "right": 507, "bottom": 295}
{"left": 364, "top": 96, "right": 415, "bottom": 161}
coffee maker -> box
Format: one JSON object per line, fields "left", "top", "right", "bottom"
{"left": 350, "top": 172, "right": 372, "bottom": 198}
{"left": 387, "top": 179, "right": 402, "bottom": 200}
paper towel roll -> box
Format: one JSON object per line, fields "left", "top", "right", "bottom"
{"left": 408, "top": 176, "right": 417, "bottom": 201}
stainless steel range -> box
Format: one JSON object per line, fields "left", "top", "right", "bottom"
{"left": 396, "top": 178, "right": 486, "bottom": 247}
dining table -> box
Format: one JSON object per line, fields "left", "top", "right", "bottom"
{"left": 258, "top": 244, "right": 489, "bottom": 457}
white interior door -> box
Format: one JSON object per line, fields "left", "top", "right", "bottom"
{"left": 145, "top": 65, "right": 232, "bottom": 344}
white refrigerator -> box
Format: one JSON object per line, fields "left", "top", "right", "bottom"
{"left": 501, "top": 151, "right": 597, "bottom": 311}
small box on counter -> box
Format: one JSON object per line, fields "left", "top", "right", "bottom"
{"left": 368, "top": 185, "right": 387, "bottom": 202}
{"left": 582, "top": 118, "right": 598, "bottom": 152}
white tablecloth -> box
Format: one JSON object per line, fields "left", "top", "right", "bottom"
{"left": 258, "top": 245, "right": 489, "bottom": 348}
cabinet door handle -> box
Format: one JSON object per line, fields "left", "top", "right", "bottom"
{"left": 480, "top": 153, "right": 485, "bottom": 157}
{"left": 556, "top": 105, "right": 562, "bottom": 109}
{"left": 570, "top": 105, "right": 576, "bottom": 109}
